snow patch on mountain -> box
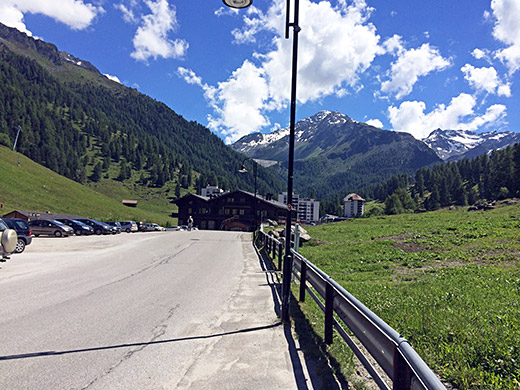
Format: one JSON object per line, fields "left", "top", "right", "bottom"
{"left": 423, "top": 128, "right": 520, "bottom": 160}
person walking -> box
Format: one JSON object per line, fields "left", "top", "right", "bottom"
{"left": 187, "top": 215, "right": 193, "bottom": 231}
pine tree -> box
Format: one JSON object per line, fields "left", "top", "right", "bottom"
{"left": 91, "top": 162, "right": 102, "bottom": 182}
{"left": 385, "top": 193, "right": 404, "bottom": 215}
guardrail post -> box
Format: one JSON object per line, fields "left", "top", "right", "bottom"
{"left": 393, "top": 346, "right": 412, "bottom": 390}
{"left": 325, "top": 283, "right": 334, "bottom": 345}
{"left": 272, "top": 238, "right": 276, "bottom": 258}
{"left": 278, "top": 242, "right": 283, "bottom": 270}
{"left": 299, "top": 261, "right": 307, "bottom": 302}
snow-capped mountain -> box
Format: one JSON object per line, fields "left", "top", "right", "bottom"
{"left": 423, "top": 129, "right": 520, "bottom": 161}
{"left": 232, "top": 110, "right": 341, "bottom": 159}
{"left": 232, "top": 111, "right": 441, "bottom": 198}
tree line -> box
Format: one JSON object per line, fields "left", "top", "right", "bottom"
{"left": 362, "top": 143, "right": 520, "bottom": 215}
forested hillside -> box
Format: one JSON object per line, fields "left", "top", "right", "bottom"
{"left": 362, "top": 143, "right": 520, "bottom": 215}
{"left": 0, "top": 23, "right": 283, "bottom": 203}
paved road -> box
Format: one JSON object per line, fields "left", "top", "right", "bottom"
{"left": 0, "top": 231, "right": 316, "bottom": 390}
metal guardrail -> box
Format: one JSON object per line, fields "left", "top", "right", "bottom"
{"left": 255, "top": 230, "right": 446, "bottom": 390}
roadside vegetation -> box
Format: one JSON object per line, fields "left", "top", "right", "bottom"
{"left": 296, "top": 202, "right": 520, "bottom": 389}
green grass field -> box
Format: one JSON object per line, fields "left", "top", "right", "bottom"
{"left": 0, "top": 146, "right": 176, "bottom": 226}
{"left": 296, "top": 203, "right": 520, "bottom": 389}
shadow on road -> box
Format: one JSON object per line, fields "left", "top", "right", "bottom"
{"left": 0, "top": 322, "right": 282, "bottom": 361}
{"left": 255, "top": 242, "right": 350, "bottom": 390}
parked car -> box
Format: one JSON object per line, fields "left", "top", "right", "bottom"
{"left": 105, "top": 221, "right": 122, "bottom": 234}
{"left": 28, "top": 219, "right": 73, "bottom": 237}
{"left": 0, "top": 218, "right": 18, "bottom": 259}
{"left": 75, "top": 218, "right": 113, "bottom": 235}
{"left": 56, "top": 219, "right": 94, "bottom": 236}
{"left": 151, "top": 223, "right": 166, "bottom": 231}
{"left": 104, "top": 222, "right": 118, "bottom": 234}
{"left": 137, "top": 222, "right": 152, "bottom": 232}
{"left": 119, "top": 221, "right": 138, "bottom": 233}
{"left": 3, "top": 218, "right": 32, "bottom": 253}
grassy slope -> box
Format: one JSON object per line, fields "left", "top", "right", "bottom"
{"left": 0, "top": 146, "right": 176, "bottom": 225}
{"left": 297, "top": 203, "right": 520, "bottom": 389}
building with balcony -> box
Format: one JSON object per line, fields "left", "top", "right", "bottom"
{"left": 174, "top": 190, "right": 292, "bottom": 231}
{"left": 278, "top": 192, "right": 320, "bottom": 224}
{"left": 343, "top": 193, "right": 365, "bottom": 218}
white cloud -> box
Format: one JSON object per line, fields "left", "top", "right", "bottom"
{"left": 186, "top": 0, "right": 382, "bottom": 141}
{"left": 382, "top": 34, "right": 404, "bottom": 55}
{"left": 381, "top": 43, "right": 451, "bottom": 99}
{"left": 115, "top": 3, "right": 137, "bottom": 23}
{"left": 365, "top": 119, "right": 383, "bottom": 128}
{"left": 130, "top": 0, "right": 188, "bottom": 62}
{"left": 461, "top": 63, "right": 511, "bottom": 97}
{"left": 104, "top": 74, "right": 121, "bottom": 83}
{"left": 206, "top": 61, "right": 270, "bottom": 144}
{"left": 178, "top": 63, "right": 270, "bottom": 144}
{"left": 388, "top": 93, "right": 507, "bottom": 139}
{"left": 0, "top": 0, "right": 103, "bottom": 33}
{"left": 177, "top": 67, "right": 203, "bottom": 87}
{"left": 472, "top": 48, "right": 490, "bottom": 61}
{"left": 490, "top": 0, "right": 520, "bottom": 74}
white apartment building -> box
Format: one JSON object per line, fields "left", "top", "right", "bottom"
{"left": 343, "top": 193, "right": 365, "bottom": 218}
{"left": 278, "top": 192, "right": 320, "bottom": 224}
{"left": 201, "top": 186, "right": 226, "bottom": 198}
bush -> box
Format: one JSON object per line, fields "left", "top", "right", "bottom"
{"left": 0, "top": 133, "right": 12, "bottom": 148}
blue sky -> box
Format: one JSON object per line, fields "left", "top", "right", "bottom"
{"left": 1, "top": 0, "right": 519, "bottom": 144}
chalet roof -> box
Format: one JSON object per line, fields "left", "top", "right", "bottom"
{"left": 228, "top": 190, "right": 289, "bottom": 210}
{"left": 343, "top": 193, "right": 365, "bottom": 202}
{"left": 173, "top": 193, "right": 209, "bottom": 204}
{"left": 2, "top": 210, "right": 83, "bottom": 220}
{"left": 173, "top": 190, "right": 288, "bottom": 211}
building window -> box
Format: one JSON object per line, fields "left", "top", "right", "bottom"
{"left": 232, "top": 209, "right": 238, "bottom": 215}
{"left": 239, "top": 209, "right": 245, "bottom": 215}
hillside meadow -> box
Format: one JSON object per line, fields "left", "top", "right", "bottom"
{"left": 0, "top": 146, "right": 176, "bottom": 225}
{"left": 297, "top": 202, "right": 520, "bottom": 389}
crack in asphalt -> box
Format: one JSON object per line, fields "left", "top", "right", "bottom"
{"left": 86, "top": 240, "right": 198, "bottom": 295}
{"left": 79, "top": 304, "right": 180, "bottom": 390}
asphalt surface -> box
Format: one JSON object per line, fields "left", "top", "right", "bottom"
{"left": 0, "top": 230, "right": 320, "bottom": 389}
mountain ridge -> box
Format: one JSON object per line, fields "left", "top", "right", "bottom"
{"left": 233, "top": 111, "right": 442, "bottom": 198}
{"left": 422, "top": 128, "right": 520, "bottom": 161}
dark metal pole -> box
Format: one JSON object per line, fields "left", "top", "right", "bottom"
{"left": 253, "top": 160, "right": 257, "bottom": 231}
{"left": 281, "top": 0, "right": 300, "bottom": 323}
{"left": 239, "top": 157, "right": 258, "bottom": 232}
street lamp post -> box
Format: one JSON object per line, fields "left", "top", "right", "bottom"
{"left": 281, "top": 0, "right": 301, "bottom": 323}
{"left": 239, "top": 157, "right": 258, "bottom": 232}
{"left": 222, "top": 0, "right": 300, "bottom": 322}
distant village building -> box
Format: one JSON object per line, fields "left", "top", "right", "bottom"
{"left": 343, "top": 193, "right": 365, "bottom": 218}
{"left": 200, "top": 185, "right": 226, "bottom": 199}
{"left": 2, "top": 210, "right": 83, "bottom": 221}
{"left": 278, "top": 192, "right": 320, "bottom": 224}
{"left": 173, "top": 190, "right": 292, "bottom": 231}
{"left": 122, "top": 200, "right": 138, "bottom": 207}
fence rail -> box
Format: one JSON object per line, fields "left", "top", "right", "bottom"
{"left": 255, "top": 230, "right": 446, "bottom": 390}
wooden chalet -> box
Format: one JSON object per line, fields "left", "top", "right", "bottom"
{"left": 173, "top": 190, "right": 292, "bottom": 231}
{"left": 2, "top": 210, "right": 83, "bottom": 221}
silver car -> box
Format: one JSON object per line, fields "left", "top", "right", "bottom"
{"left": 119, "top": 221, "right": 138, "bottom": 233}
